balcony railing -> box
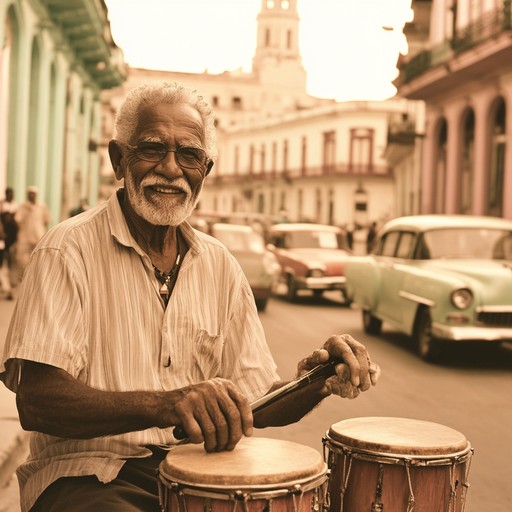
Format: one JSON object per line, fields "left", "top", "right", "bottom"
{"left": 401, "top": 1, "right": 511, "bottom": 83}
{"left": 210, "top": 163, "right": 393, "bottom": 186}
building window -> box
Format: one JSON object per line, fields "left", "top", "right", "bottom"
{"left": 249, "top": 145, "right": 255, "bottom": 175}
{"left": 232, "top": 97, "right": 242, "bottom": 110}
{"left": 272, "top": 142, "right": 277, "bottom": 173}
{"left": 488, "top": 99, "right": 506, "bottom": 217}
{"left": 434, "top": 119, "right": 448, "bottom": 213}
{"left": 265, "top": 28, "right": 270, "bottom": 46}
{"left": 260, "top": 144, "right": 266, "bottom": 173}
{"left": 301, "top": 136, "right": 307, "bottom": 175}
{"left": 212, "top": 96, "right": 219, "bottom": 107}
{"left": 287, "top": 30, "right": 292, "bottom": 49}
{"left": 461, "top": 109, "right": 475, "bottom": 214}
{"left": 234, "top": 145, "right": 239, "bottom": 175}
{"left": 267, "top": 0, "right": 275, "bottom": 8}
{"left": 349, "top": 128, "right": 373, "bottom": 173}
{"left": 322, "top": 131, "right": 336, "bottom": 173}
{"left": 283, "top": 139, "right": 289, "bottom": 171}
{"left": 281, "top": 0, "right": 290, "bottom": 9}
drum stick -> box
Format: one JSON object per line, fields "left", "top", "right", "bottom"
{"left": 173, "top": 359, "right": 339, "bottom": 441}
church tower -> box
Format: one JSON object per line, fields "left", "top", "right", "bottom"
{"left": 252, "top": 0, "right": 307, "bottom": 91}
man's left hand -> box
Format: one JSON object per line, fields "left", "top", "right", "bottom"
{"left": 296, "top": 334, "right": 381, "bottom": 399}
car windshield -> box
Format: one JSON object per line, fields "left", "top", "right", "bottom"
{"left": 213, "top": 229, "right": 265, "bottom": 253}
{"left": 284, "top": 230, "right": 346, "bottom": 250}
{"left": 422, "top": 228, "right": 512, "bottom": 259}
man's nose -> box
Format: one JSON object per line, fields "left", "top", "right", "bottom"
{"left": 154, "top": 150, "right": 183, "bottom": 178}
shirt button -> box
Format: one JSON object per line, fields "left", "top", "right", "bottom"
{"left": 163, "top": 357, "right": 171, "bottom": 368}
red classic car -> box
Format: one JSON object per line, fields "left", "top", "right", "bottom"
{"left": 267, "top": 223, "right": 352, "bottom": 302}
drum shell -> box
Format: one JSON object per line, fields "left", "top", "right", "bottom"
{"left": 324, "top": 417, "right": 473, "bottom": 512}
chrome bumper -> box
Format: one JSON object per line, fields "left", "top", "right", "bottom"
{"left": 432, "top": 323, "right": 512, "bottom": 342}
{"left": 299, "top": 276, "right": 347, "bottom": 290}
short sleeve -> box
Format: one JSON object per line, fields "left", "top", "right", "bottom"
{"left": 0, "top": 247, "right": 87, "bottom": 392}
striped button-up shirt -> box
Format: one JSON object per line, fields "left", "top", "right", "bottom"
{"left": 0, "top": 190, "right": 279, "bottom": 512}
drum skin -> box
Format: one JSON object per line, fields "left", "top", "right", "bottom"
{"left": 325, "top": 417, "right": 472, "bottom": 512}
{"left": 159, "top": 437, "right": 328, "bottom": 512}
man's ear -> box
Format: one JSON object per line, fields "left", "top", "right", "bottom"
{"left": 108, "top": 140, "right": 125, "bottom": 180}
{"left": 205, "top": 160, "right": 214, "bottom": 177}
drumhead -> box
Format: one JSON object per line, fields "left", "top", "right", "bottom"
{"left": 159, "top": 437, "right": 326, "bottom": 488}
{"left": 327, "top": 417, "right": 470, "bottom": 457}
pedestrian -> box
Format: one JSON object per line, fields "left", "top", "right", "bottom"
{"left": 0, "top": 82, "right": 380, "bottom": 512}
{"left": 14, "top": 186, "right": 51, "bottom": 279}
{"left": 0, "top": 187, "right": 18, "bottom": 299}
{"left": 69, "top": 198, "right": 89, "bottom": 217}
{"left": 366, "top": 221, "right": 378, "bottom": 253}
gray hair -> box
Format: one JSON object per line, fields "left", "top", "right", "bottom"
{"left": 113, "top": 81, "right": 217, "bottom": 160}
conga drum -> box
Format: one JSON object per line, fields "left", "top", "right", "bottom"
{"left": 158, "top": 437, "right": 328, "bottom": 512}
{"left": 323, "top": 417, "right": 473, "bottom": 512}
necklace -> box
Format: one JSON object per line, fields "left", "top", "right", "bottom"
{"left": 153, "top": 236, "right": 182, "bottom": 304}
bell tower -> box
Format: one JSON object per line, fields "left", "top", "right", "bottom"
{"left": 252, "top": 0, "right": 307, "bottom": 90}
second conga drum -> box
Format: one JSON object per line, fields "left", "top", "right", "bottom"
{"left": 158, "top": 437, "right": 328, "bottom": 512}
{"left": 323, "top": 417, "right": 473, "bottom": 512}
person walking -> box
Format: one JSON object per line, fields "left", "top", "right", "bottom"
{"left": 0, "top": 187, "right": 18, "bottom": 299}
{"left": 14, "top": 186, "right": 51, "bottom": 279}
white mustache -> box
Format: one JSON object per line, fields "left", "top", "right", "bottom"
{"left": 141, "top": 177, "right": 191, "bottom": 193}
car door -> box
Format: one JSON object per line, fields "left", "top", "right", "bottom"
{"left": 376, "top": 230, "right": 416, "bottom": 323}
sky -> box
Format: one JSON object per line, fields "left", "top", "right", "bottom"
{"left": 104, "top": 0, "right": 413, "bottom": 102}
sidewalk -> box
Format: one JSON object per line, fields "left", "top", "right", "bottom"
{"left": 0, "top": 297, "right": 28, "bottom": 511}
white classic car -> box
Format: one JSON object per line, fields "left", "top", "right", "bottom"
{"left": 345, "top": 215, "right": 512, "bottom": 361}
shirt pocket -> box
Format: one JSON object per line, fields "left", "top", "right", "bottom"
{"left": 192, "top": 329, "right": 224, "bottom": 380}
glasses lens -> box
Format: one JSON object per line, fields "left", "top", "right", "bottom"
{"left": 177, "top": 147, "right": 207, "bottom": 169}
{"left": 135, "top": 142, "right": 167, "bottom": 162}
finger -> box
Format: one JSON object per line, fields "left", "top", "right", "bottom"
{"left": 369, "top": 363, "right": 381, "bottom": 386}
{"left": 297, "top": 348, "right": 329, "bottom": 376}
{"left": 227, "top": 385, "right": 253, "bottom": 440}
{"left": 204, "top": 400, "right": 229, "bottom": 453}
{"left": 324, "top": 335, "right": 362, "bottom": 386}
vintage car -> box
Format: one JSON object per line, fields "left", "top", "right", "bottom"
{"left": 266, "top": 223, "right": 352, "bottom": 302}
{"left": 209, "top": 223, "right": 280, "bottom": 312}
{"left": 345, "top": 214, "right": 512, "bottom": 361}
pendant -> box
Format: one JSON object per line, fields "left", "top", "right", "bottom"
{"left": 159, "top": 281, "right": 170, "bottom": 301}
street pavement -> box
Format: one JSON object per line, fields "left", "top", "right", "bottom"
{"left": 0, "top": 295, "right": 27, "bottom": 512}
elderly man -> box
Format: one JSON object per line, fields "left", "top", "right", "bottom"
{"left": 1, "top": 82, "right": 380, "bottom": 512}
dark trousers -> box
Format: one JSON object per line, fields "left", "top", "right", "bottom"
{"left": 30, "top": 449, "right": 167, "bottom": 512}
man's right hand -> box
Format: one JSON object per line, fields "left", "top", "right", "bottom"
{"left": 165, "top": 378, "right": 253, "bottom": 452}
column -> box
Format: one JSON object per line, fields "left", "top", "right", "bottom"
{"left": 444, "top": 101, "right": 465, "bottom": 213}
{"left": 502, "top": 86, "right": 512, "bottom": 220}
{"left": 420, "top": 109, "right": 439, "bottom": 213}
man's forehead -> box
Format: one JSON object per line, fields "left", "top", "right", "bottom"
{"left": 133, "top": 102, "right": 204, "bottom": 141}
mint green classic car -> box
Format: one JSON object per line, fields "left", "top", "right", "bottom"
{"left": 345, "top": 215, "right": 512, "bottom": 361}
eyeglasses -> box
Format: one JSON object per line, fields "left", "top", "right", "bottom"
{"left": 123, "top": 141, "right": 210, "bottom": 171}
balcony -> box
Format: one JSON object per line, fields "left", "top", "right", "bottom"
{"left": 209, "top": 163, "right": 393, "bottom": 186}
{"left": 41, "top": 0, "right": 127, "bottom": 89}
{"left": 396, "top": 1, "right": 512, "bottom": 99}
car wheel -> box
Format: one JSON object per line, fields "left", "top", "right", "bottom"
{"left": 286, "top": 275, "right": 298, "bottom": 301}
{"left": 414, "top": 308, "right": 442, "bottom": 362}
{"left": 313, "top": 290, "right": 323, "bottom": 299}
{"left": 255, "top": 298, "right": 268, "bottom": 311}
{"left": 362, "top": 310, "right": 382, "bottom": 334}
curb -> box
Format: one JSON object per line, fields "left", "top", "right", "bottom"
{"left": 0, "top": 420, "right": 29, "bottom": 489}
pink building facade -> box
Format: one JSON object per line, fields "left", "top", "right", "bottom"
{"left": 396, "top": 0, "right": 512, "bottom": 219}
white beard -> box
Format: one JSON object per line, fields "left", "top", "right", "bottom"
{"left": 124, "top": 173, "right": 201, "bottom": 226}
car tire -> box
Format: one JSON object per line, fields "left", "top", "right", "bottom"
{"left": 414, "top": 307, "right": 442, "bottom": 362}
{"left": 286, "top": 275, "right": 298, "bottom": 301}
{"left": 255, "top": 298, "right": 268, "bottom": 312}
{"left": 362, "top": 310, "right": 382, "bottom": 335}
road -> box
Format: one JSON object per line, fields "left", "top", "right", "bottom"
{"left": 1, "top": 292, "right": 511, "bottom": 511}
{"left": 258, "top": 291, "right": 512, "bottom": 512}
